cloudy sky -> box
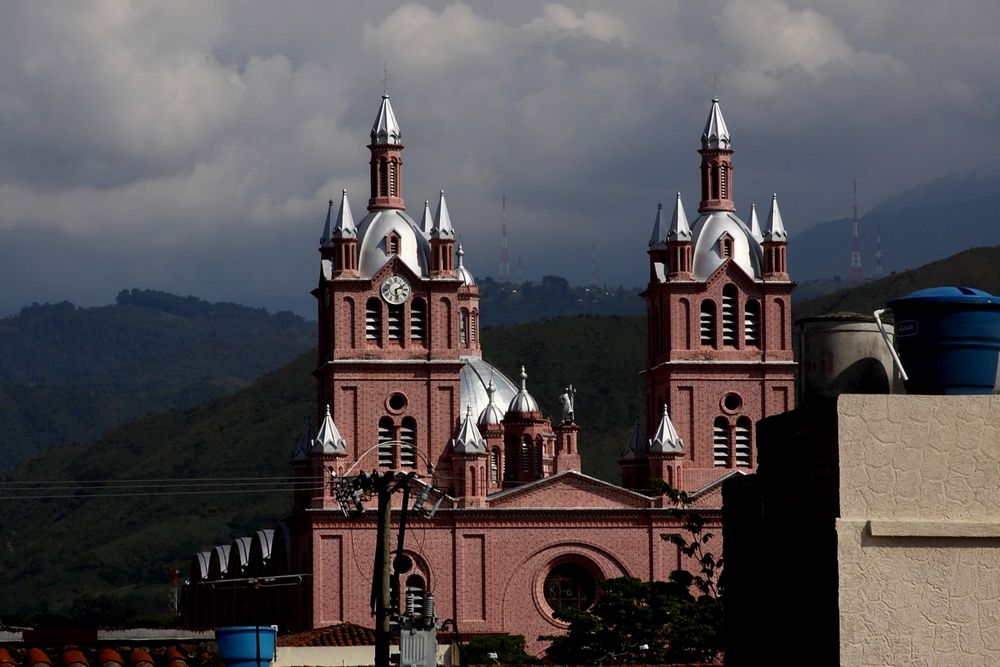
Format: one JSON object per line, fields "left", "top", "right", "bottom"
{"left": 0, "top": 1, "right": 997, "bottom": 316}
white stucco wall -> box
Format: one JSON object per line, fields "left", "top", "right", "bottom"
{"left": 837, "top": 394, "right": 1000, "bottom": 666}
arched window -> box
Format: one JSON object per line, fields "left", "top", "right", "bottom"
{"left": 722, "top": 285, "right": 738, "bottom": 346}
{"left": 544, "top": 562, "right": 597, "bottom": 614}
{"left": 700, "top": 301, "right": 717, "bottom": 347}
{"left": 713, "top": 417, "right": 729, "bottom": 467}
{"left": 378, "top": 416, "right": 394, "bottom": 467}
{"left": 535, "top": 437, "right": 544, "bottom": 477}
{"left": 388, "top": 303, "right": 403, "bottom": 341}
{"left": 366, "top": 298, "right": 382, "bottom": 342}
{"left": 735, "top": 418, "right": 752, "bottom": 467}
{"left": 490, "top": 448, "right": 500, "bottom": 483}
{"left": 410, "top": 298, "right": 426, "bottom": 341}
{"left": 379, "top": 158, "right": 388, "bottom": 197}
{"left": 521, "top": 437, "right": 531, "bottom": 475}
{"left": 388, "top": 161, "right": 397, "bottom": 197}
{"left": 720, "top": 235, "right": 734, "bottom": 259}
{"left": 720, "top": 165, "right": 728, "bottom": 199}
{"left": 459, "top": 308, "right": 469, "bottom": 346}
{"left": 470, "top": 309, "right": 478, "bottom": 343}
{"left": 400, "top": 417, "right": 416, "bottom": 468}
{"left": 386, "top": 233, "right": 400, "bottom": 255}
{"left": 745, "top": 300, "right": 760, "bottom": 346}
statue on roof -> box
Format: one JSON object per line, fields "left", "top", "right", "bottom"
{"left": 559, "top": 384, "right": 576, "bottom": 423}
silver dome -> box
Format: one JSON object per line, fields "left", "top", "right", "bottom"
{"left": 507, "top": 366, "right": 540, "bottom": 414}
{"left": 455, "top": 243, "right": 475, "bottom": 287}
{"left": 690, "top": 211, "right": 762, "bottom": 281}
{"left": 356, "top": 209, "right": 431, "bottom": 278}
{"left": 477, "top": 380, "right": 505, "bottom": 426}
{"left": 460, "top": 358, "right": 518, "bottom": 424}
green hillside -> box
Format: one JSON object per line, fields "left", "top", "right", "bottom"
{"left": 0, "top": 315, "right": 644, "bottom": 618}
{"left": 0, "top": 290, "right": 314, "bottom": 468}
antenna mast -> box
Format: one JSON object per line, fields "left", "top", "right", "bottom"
{"left": 849, "top": 178, "right": 864, "bottom": 282}
{"left": 499, "top": 196, "right": 511, "bottom": 284}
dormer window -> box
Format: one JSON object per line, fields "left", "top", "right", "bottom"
{"left": 719, "top": 233, "right": 734, "bottom": 259}
{"left": 386, "top": 232, "right": 400, "bottom": 255}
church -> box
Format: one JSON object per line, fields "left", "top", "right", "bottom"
{"left": 181, "top": 91, "right": 794, "bottom": 651}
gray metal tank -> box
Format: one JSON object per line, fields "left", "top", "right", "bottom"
{"left": 797, "top": 312, "right": 901, "bottom": 405}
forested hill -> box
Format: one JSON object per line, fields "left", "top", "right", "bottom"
{"left": 0, "top": 289, "right": 314, "bottom": 468}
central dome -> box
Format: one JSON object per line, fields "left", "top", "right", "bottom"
{"left": 690, "top": 211, "right": 762, "bottom": 280}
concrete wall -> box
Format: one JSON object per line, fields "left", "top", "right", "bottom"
{"left": 837, "top": 395, "right": 1000, "bottom": 666}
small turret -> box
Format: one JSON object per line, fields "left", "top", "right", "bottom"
{"left": 666, "top": 192, "right": 693, "bottom": 279}
{"left": 312, "top": 404, "right": 347, "bottom": 455}
{"left": 453, "top": 405, "right": 487, "bottom": 453}
{"left": 368, "top": 94, "right": 405, "bottom": 210}
{"left": 507, "top": 366, "right": 540, "bottom": 415}
{"left": 747, "top": 202, "right": 763, "bottom": 242}
{"left": 326, "top": 190, "right": 359, "bottom": 275}
{"left": 762, "top": 193, "right": 789, "bottom": 279}
{"left": 647, "top": 404, "right": 684, "bottom": 489}
{"left": 430, "top": 190, "right": 456, "bottom": 277}
{"left": 698, "top": 97, "right": 735, "bottom": 213}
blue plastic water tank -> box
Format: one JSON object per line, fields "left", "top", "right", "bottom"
{"left": 215, "top": 626, "right": 277, "bottom": 667}
{"left": 887, "top": 286, "right": 1000, "bottom": 395}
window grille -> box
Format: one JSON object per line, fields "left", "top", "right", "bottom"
{"left": 700, "top": 301, "right": 716, "bottom": 346}
{"left": 400, "top": 417, "right": 416, "bottom": 468}
{"left": 722, "top": 286, "right": 737, "bottom": 346}
{"left": 713, "top": 417, "right": 729, "bottom": 467}
{"left": 378, "top": 417, "right": 394, "bottom": 467}
{"left": 745, "top": 300, "right": 760, "bottom": 346}
{"left": 366, "top": 298, "right": 381, "bottom": 342}
{"left": 410, "top": 298, "right": 426, "bottom": 341}
{"left": 388, "top": 304, "right": 403, "bottom": 341}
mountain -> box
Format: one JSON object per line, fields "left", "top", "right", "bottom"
{"left": 0, "top": 289, "right": 314, "bottom": 469}
{"left": 788, "top": 169, "right": 1000, "bottom": 281}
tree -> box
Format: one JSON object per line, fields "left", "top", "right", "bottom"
{"left": 544, "top": 483, "right": 723, "bottom": 664}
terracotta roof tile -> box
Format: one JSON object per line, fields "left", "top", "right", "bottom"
{"left": 97, "top": 649, "right": 123, "bottom": 667}
{"left": 278, "top": 623, "right": 383, "bottom": 647}
{"left": 27, "top": 648, "right": 52, "bottom": 667}
{"left": 0, "top": 649, "right": 16, "bottom": 667}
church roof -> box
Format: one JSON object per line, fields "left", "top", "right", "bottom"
{"left": 701, "top": 97, "right": 731, "bottom": 150}
{"left": 648, "top": 203, "right": 666, "bottom": 249}
{"left": 291, "top": 420, "right": 314, "bottom": 461}
{"left": 746, "top": 202, "right": 763, "bottom": 242}
{"left": 461, "top": 358, "right": 518, "bottom": 424}
{"left": 477, "top": 379, "right": 505, "bottom": 426}
{"left": 431, "top": 190, "right": 456, "bottom": 240}
{"left": 330, "top": 189, "right": 357, "bottom": 240}
{"left": 619, "top": 420, "right": 647, "bottom": 461}
{"left": 370, "top": 94, "right": 402, "bottom": 145}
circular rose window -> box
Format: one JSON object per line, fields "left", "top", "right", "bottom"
{"left": 543, "top": 562, "right": 597, "bottom": 614}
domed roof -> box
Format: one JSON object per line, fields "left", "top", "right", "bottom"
{"left": 507, "top": 366, "right": 540, "bottom": 414}
{"left": 356, "top": 209, "right": 431, "bottom": 278}
{"left": 477, "top": 380, "right": 505, "bottom": 426}
{"left": 690, "top": 211, "right": 763, "bottom": 280}
{"left": 460, "top": 358, "right": 518, "bottom": 423}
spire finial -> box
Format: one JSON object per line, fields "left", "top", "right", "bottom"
{"left": 383, "top": 63, "right": 390, "bottom": 96}
{"left": 520, "top": 365, "right": 527, "bottom": 390}
{"left": 712, "top": 71, "right": 719, "bottom": 100}
{"left": 487, "top": 380, "right": 496, "bottom": 401}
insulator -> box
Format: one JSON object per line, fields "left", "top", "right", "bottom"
{"left": 406, "top": 590, "right": 417, "bottom": 615}
{"left": 423, "top": 592, "right": 435, "bottom": 623}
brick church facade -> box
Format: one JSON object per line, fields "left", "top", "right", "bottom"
{"left": 181, "top": 93, "right": 794, "bottom": 652}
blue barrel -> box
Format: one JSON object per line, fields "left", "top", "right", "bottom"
{"left": 215, "top": 626, "right": 277, "bottom": 667}
{"left": 887, "top": 287, "right": 1000, "bottom": 394}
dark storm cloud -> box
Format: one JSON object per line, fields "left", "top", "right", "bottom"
{"left": 0, "top": 1, "right": 997, "bottom": 316}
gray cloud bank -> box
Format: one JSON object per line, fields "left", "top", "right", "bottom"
{"left": 0, "top": 1, "right": 997, "bottom": 316}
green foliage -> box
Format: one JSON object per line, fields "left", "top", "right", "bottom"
{"left": 461, "top": 634, "right": 538, "bottom": 665}
{"left": 477, "top": 277, "right": 644, "bottom": 327}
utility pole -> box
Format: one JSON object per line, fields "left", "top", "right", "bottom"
{"left": 374, "top": 476, "right": 394, "bottom": 667}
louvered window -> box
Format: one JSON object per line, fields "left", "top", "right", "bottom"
{"left": 400, "top": 417, "right": 416, "bottom": 468}
{"left": 366, "top": 298, "right": 382, "bottom": 342}
{"left": 410, "top": 298, "right": 426, "bottom": 341}
{"left": 521, "top": 438, "right": 530, "bottom": 474}
{"left": 745, "top": 300, "right": 760, "bottom": 346}
{"left": 700, "top": 301, "right": 716, "bottom": 346}
{"left": 388, "top": 161, "right": 397, "bottom": 197}
{"left": 379, "top": 159, "right": 388, "bottom": 197}
{"left": 490, "top": 448, "right": 500, "bottom": 483}
{"left": 470, "top": 311, "right": 478, "bottom": 343}
{"left": 735, "top": 418, "right": 752, "bottom": 467}
{"left": 713, "top": 417, "right": 729, "bottom": 467}
{"left": 720, "top": 166, "right": 727, "bottom": 199}
{"left": 378, "top": 417, "right": 394, "bottom": 467}
{"left": 722, "top": 286, "right": 737, "bottom": 346}
{"left": 459, "top": 309, "right": 469, "bottom": 346}
{"left": 388, "top": 304, "right": 403, "bottom": 341}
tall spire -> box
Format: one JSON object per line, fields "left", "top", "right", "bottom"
{"left": 420, "top": 200, "right": 434, "bottom": 235}
{"left": 701, "top": 97, "right": 732, "bottom": 150}
{"left": 370, "top": 95, "right": 402, "bottom": 145}
{"left": 312, "top": 404, "right": 347, "bottom": 455}
{"left": 698, "top": 98, "right": 735, "bottom": 213}
{"left": 321, "top": 199, "right": 334, "bottom": 246}
{"left": 762, "top": 193, "right": 789, "bottom": 279}
{"left": 430, "top": 190, "right": 456, "bottom": 276}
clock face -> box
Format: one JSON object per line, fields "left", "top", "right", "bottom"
{"left": 380, "top": 275, "right": 411, "bottom": 304}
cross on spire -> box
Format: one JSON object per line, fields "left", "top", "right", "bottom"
{"left": 382, "top": 63, "right": 391, "bottom": 96}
